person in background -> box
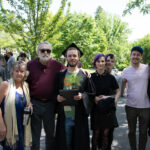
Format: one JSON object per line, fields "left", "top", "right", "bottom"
{"left": 4, "top": 48, "right": 10, "bottom": 63}
{"left": 105, "top": 54, "right": 122, "bottom": 92}
{"left": 105, "top": 54, "right": 121, "bottom": 150}
{"left": 60, "top": 55, "right": 67, "bottom": 66}
{"left": 105, "top": 54, "right": 116, "bottom": 74}
{"left": 91, "top": 54, "right": 120, "bottom": 150}
{"left": 54, "top": 43, "right": 92, "bottom": 150}
{"left": 7, "top": 50, "right": 15, "bottom": 79}
{"left": 122, "top": 46, "right": 150, "bottom": 150}
{"left": 0, "top": 61, "right": 32, "bottom": 150}
{"left": 0, "top": 55, "right": 7, "bottom": 82}
{"left": 17, "top": 52, "right": 28, "bottom": 63}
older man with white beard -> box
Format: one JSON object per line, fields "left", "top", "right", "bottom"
{"left": 27, "top": 41, "right": 66, "bottom": 150}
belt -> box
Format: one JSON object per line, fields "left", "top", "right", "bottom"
{"left": 31, "top": 97, "right": 49, "bottom": 103}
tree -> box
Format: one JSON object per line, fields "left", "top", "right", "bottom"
{"left": 0, "top": 31, "right": 17, "bottom": 49}
{"left": 95, "top": 7, "right": 131, "bottom": 70}
{"left": 52, "top": 12, "right": 107, "bottom": 68}
{"left": 123, "top": 0, "right": 150, "bottom": 15}
{"left": 0, "top": 0, "right": 67, "bottom": 58}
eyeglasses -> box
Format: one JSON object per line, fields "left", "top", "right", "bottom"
{"left": 40, "top": 49, "right": 51, "bottom": 54}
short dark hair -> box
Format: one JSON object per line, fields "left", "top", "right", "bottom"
{"left": 131, "top": 46, "right": 143, "bottom": 55}
{"left": 105, "top": 54, "right": 115, "bottom": 60}
{"left": 20, "top": 53, "right": 27, "bottom": 57}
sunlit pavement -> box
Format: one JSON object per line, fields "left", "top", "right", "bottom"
{"left": 0, "top": 97, "right": 150, "bottom": 150}
{"left": 112, "top": 97, "right": 150, "bottom": 150}
{"left": 40, "top": 97, "right": 150, "bottom": 150}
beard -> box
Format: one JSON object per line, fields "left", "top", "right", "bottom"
{"left": 39, "top": 55, "right": 50, "bottom": 62}
{"left": 67, "top": 61, "right": 78, "bottom": 67}
{"left": 132, "top": 59, "right": 140, "bottom": 65}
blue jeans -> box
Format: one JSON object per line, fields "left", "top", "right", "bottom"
{"left": 65, "top": 117, "right": 75, "bottom": 150}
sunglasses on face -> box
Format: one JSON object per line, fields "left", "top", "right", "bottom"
{"left": 40, "top": 49, "right": 51, "bottom": 54}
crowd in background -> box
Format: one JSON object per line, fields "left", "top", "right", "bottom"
{"left": 0, "top": 49, "right": 28, "bottom": 83}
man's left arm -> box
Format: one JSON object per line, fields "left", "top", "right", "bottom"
{"left": 80, "top": 68, "right": 91, "bottom": 78}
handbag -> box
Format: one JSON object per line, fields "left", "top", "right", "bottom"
{"left": 82, "top": 78, "right": 96, "bottom": 115}
{"left": 97, "top": 97, "right": 116, "bottom": 113}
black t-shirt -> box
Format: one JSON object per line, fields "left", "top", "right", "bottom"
{"left": 91, "top": 72, "right": 119, "bottom": 96}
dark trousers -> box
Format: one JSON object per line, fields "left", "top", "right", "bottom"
{"left": 31, "top": 98, "right": 55, "bottom": 150}
{"left": 125, "top": 105, "right": 150, "bottom": 150}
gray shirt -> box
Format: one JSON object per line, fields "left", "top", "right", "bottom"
{"left": 7, "top": 56, "right": 15, "bottom": 79}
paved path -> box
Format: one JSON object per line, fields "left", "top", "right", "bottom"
{"left": 1, "top": 97, "right": 150, "bottom": 150}
{"left": 112, "top": 97, "right": 150, "bottom": 150}
{"left": 40, "top": 97, "right": 150, "bottom": 150}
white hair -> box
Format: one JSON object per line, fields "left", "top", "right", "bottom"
{"left": 37, "top": 41, "right": 52, "bottom": 51}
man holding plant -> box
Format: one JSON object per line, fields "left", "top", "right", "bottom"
{"left": 54, "top": 43, "right": 93, "bottom": 150}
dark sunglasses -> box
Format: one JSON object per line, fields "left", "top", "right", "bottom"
{"left": 40, "top": 49, "right": 51, "bottom": 54}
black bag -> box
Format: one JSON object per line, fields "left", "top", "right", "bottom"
{"left": 148, "top": 79, "right": 150, "bottom": 99}
{"left": 97, "top": 97, "right": 116, "bottom": 113}
{"left": 87, "top": 78, "right": 96, "bottom": 97}
{"left": 82, "top": 78, "right": 96, "bottom": 115}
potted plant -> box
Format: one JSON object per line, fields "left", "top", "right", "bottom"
{"left": 59, "top": 74, "right": 82, "bottom": 105}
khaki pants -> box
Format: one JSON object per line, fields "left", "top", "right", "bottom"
{"left": 125, "top": 105, "right": 150, "bottom": 150}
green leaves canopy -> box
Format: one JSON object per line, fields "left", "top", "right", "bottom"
{"left": 123, "top": 0, "right": 150, "bottom": 15}
{"left": 0, "top": 0, "right": 67, "bottom": 57}
{"left": 0, "top": 2, "right": 131, "bottom": 69}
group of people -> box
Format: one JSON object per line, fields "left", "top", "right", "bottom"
{"left": 0, "top": 49, "right": 27, "bottom": 82}
{"left": 0, "top": 41, "right": 149, "bottom": 150}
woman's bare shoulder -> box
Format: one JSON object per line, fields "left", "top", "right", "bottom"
{"left": 0, "top": 81, "right": 9, "bottom": 88}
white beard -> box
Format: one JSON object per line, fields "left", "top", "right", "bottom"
{"left": 39, "top": 55, "right": 50, "bottom": 62}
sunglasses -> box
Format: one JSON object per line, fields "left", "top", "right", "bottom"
{"left": 40, "top": 49, "right": 51, "bottom": 54}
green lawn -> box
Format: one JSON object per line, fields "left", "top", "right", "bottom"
{"left": 86, "top": 68, "right": 95, "bottom": 73}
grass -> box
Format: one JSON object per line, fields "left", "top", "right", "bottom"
{"left": 86, "top": 68, "right": 95, "bottom": 73}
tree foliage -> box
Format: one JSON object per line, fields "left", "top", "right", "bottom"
{"left": 50, "top": 7, "right": 130, "bottom": 69}
{"left": 0, "top": 0, "right": 67, "bottom": 58}
{"left": 0, "top": 31, "right": 17, "bottom": 49}
{"left": 52, "top": 12, "right": 107, "bottom": 68}
{"left": 95, "top": 7, "right": 131, "bottom": 70}
{"left": 0, "top": 2, "right": 131, "bottom": 69}
{"left": 123, "top": 0, "right": 150, "bottom": 15}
